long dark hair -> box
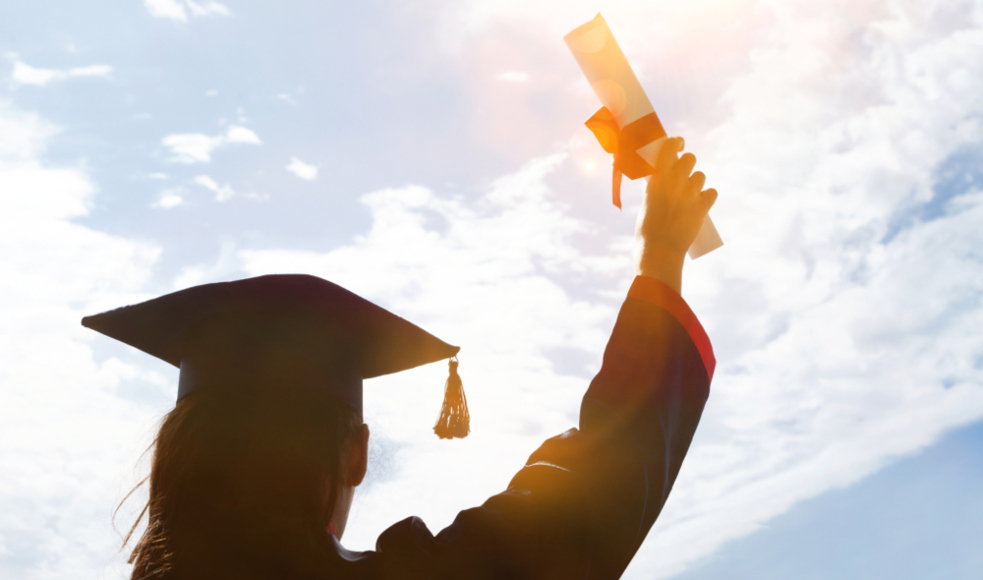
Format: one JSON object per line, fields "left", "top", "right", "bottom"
{"left": 119, "top": 383, "right": 362, "bottom": 580}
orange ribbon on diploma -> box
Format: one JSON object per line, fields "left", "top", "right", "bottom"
{"left": 584, "top": 107, "right": 667, "bottom": 209}
{"left": 565, "top": 14, "right": 723, "bottom": 259}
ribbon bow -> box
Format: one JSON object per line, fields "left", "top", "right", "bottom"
{"left": 585, "top": 107, "right": 667, "bottom": 209}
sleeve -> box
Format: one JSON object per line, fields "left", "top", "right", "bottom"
{"left": 375, "top": 276, "right": 714, "bottom": 580}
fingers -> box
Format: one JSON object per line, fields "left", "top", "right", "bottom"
{"left": 654, "top": 136, "right": 684, "bottom": 173}
{"left": 688, "top": 171, "right": 706, "bottom": 195}
{"left": 701, "top": 188, "right": 718, "bottom": 211}
{"left": 650, "top": 137, "right": 718, "bottom": 215}
{"left": 671, "top": 153, "right": 697, "bottom": 182}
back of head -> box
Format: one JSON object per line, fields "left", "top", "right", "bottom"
{"left": 126, "top": 383, "right": 362, "bottom": 580}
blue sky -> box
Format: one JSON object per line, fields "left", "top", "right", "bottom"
{"left": 673, "top": 419, "right": 983, "bottom": 580}
{"left": 1, "top": 1, "right": 981, "bottom": 579}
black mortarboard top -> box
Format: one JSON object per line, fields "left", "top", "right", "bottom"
{"left": 82, "top": 274, "right": 470, "bottom": 439}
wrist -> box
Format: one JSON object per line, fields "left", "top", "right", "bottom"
{"left": 635, "top": 242, "right": 685, "bottom": 294}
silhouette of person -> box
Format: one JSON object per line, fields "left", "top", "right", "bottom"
{"left": 83, "top": 136, "right": 717, "bottom": 579}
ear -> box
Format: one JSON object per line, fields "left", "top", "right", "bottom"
{"left": 348, "top": 423, "right": 369, "bottom": 487}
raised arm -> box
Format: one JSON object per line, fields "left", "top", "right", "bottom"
{"left": 372, "top": 138, "right": 718, "bottom": 580}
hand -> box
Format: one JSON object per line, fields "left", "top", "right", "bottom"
{"left": 634, "top": 137, "right": 717, "bottom": 293}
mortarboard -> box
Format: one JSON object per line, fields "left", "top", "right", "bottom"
{"left": 81, "top": 274, "right": 470, "bottom": 439}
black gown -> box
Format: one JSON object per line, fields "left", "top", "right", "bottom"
{"left": 220, "top": 276, "right": 714, "bottom": 580}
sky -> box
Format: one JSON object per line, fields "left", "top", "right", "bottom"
{"left": 0, "top": 0, "right": 981, "bottom": 579}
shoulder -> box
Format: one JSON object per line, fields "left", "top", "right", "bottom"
{"left": 375, "top": 514, "right": 544, "bottom": 580}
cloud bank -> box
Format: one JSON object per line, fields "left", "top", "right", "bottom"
{"left": 0, "top": 101, "right": 165, "bottom": 579}
{"left": 421, "top": 0, "right": 983, "bottom": 577}
{"left": 230, "top": 0, "right": 983, "bottom": 577}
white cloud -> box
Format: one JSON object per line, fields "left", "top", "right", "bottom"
{"left": 161, "top": 125, "right": 261, "bottom": 163}
{"left": 276, "top": 93, "right": 297, "bottom": 105}
{"left": 286, "top": 157, "right": 318, "bottom": 180}
{"left": 185, "top": 0, "right": 231, "bottom": 17}
{"left": 68, "top": 64, "right": 113, "bottom": 78}
{"left": 0, "top": 101, "right": 164, "bottom": 579}
{"left": 11, "top": 61, "right": 61, "bottom": 86}
{"left": 144, "top": 0, "right": 230, "bottom": 22}
{"left": 205, "top": 89, "right": 218, "bottom": 97}
{"left": 161, "top": 133, "right": 216, "bottom": 163}
{"left": 10, "top": 60, "right": 113, "bottom": 86}
{"left": 145, "top": 0, "right": 187, "bottom": 21}
{"left": 224, "top": 125, "right": 260, "bottom": 145}
{"left": 161, "top": 133, "right": 217, "bottom": 163}
{"left": 193, "top": 174, "right": 234, "bottom": 201}
{"left": 151, "top": 189, "right": 185, "bottom": 208}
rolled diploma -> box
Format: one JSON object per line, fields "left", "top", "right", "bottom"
{"left": 565, "top": 14, "right": 723, "bottom": 259}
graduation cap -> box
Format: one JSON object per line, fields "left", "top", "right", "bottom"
{"left": 81, "top": 274, "right": 470, "bottom": 439}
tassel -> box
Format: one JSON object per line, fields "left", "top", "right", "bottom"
{"left": 433, "top": 356, "right": 470, "bottom": 439}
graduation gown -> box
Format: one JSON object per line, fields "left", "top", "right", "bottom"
{"left": 212, "top": 276, "right": 714, "bottom": 580}
{"left": 304, "top": 275, "right": 716, "bottom": 580}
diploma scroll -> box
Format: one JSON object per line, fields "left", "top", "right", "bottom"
{"left": 565, "top": 14, "right": 723, "bottom": 259}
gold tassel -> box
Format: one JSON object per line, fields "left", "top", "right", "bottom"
{"left": 433, "top": 356, "right": 469, "bottom": 439}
